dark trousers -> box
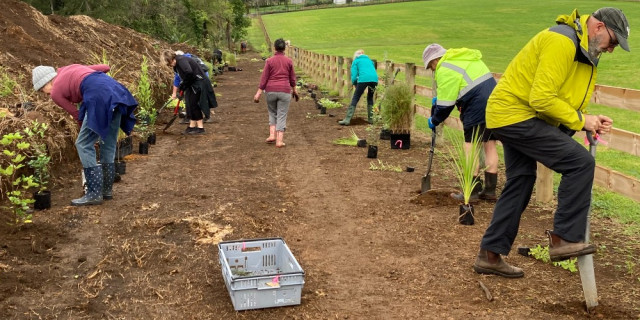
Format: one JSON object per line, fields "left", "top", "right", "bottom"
{"left": 480, "top": 118, "right": 595, "bottom": 255}
{"left": 350, "top": 82, "right": 377, "bottom": 107}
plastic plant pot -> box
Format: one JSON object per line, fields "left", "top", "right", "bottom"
{"left": 33, "top": 190, "right": 51, "bottom": 210}
{"left": 139, "top": 141, "right": 149, "bottom": 155}
{"left": 459, "top": 204, "right": 475, "bottom": 225}
{"left": 357, "top": 139, "right": 367, "bottom": 148}
{"left": 147, "top": 133, "right": 156, "bottom": 145}
{"left": 406, "top": 166, "right": 415, "bottom": 172}
{"left": 367, "top": 145, "right": 378, "bottom": 159}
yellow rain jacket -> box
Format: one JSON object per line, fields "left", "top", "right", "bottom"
{"left": 486, "top": 9, "right": 597, "bottom": 131}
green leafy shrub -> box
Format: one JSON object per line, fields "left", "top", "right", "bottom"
{"left": 0, "top": 67, "right": 17, "bottom": 98}
{"left": 318, "top": 98, "right": 342, "bottom": 109}
{"left": 1, "top": 132, "right": 36, "bottom": 223}
{"left": 528, "top": 245, "right": 578, "bottom": 272}
{"left": 24, "top": 121, "right": 50, "bottom": 193}
{"left": 134, "top": 56, "right": 156, "bottom": 139}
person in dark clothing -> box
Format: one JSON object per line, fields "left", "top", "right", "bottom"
{"left": 171, "top": 51, "right": 213, "bottom": 124}
{"left": 162, "top": 50, "right": 217, "bottom": 135}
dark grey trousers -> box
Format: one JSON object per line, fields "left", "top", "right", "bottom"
{"left": 480, "top": 118, "right": 595, "bottom": 255}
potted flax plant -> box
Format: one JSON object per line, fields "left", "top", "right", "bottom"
{"left": 446, "top": 127, "right": 483, "bottom": 225}
{"left": 380, "top": 83, "right": 414, "bottom": 149}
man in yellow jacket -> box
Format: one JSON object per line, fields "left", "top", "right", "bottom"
{"left": 474, "top": 7, "right": 629, "bottom": 278}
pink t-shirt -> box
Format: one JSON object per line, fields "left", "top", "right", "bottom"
{"left": 258, "top": 52, "right": 296, "bottom": 93}
{"left": 50, "top": 64, "right": 110, "bottom": 120}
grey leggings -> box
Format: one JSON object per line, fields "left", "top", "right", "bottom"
{"left": 266, "top": 91, "right": 291, "bottom": 131}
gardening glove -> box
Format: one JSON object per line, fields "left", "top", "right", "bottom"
{"left": 428, "top": 117, "right": 436, "bottom": 130}
{"left": 431, "top": 96, "right": 437, "bottom": 108}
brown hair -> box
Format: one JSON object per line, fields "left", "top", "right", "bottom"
{"left": 161, "top": 50, "right": 176, "bottom": 67}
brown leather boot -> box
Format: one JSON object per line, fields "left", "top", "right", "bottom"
{"left": 546, "top": 230, "right": 596, "bottom": 262}
{"left": 473, "top": 249, "right": 524, "bottom": 278}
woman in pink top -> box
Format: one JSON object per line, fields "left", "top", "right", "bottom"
{"left": 32, "top": 64, "right": 137, "bottom": 206}
{"left": 254, "top": 38, "right": 298, "bottom": 148}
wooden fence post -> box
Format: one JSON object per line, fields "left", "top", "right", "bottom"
{"left": 344, "top": 57, "right": 353, "bottom": 97}
{"left": 385, "top": 60, "right": 393, "bottom": 86}
{"left": 536, "top": 163, "right": 554, "bottom": 203}
{"left": 336, "top": 56, "right": 344, "bottom": 93}
{"left": 405, "top": 62, "right": 416, "bottom": 94}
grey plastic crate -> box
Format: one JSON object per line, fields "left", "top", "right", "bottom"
{"left": 218, "top": 238, "right": 305, "bottom": 311}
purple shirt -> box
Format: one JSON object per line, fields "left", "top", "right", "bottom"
{"left": 50, "top": 64, "right": 110, "bottom": 120}
{"left": 258, "top": 52, "right": 296, "bottom": 93}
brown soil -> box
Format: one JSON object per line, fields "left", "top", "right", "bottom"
{"left": 1, "top": 2, "right": 640, "bottom": 319}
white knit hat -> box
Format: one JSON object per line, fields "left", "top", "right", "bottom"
{"left": 422, "top": 44, "right": 447, "bottom": 69}
{"left": 32, "top": 66, "right": 57, "bottom": 91}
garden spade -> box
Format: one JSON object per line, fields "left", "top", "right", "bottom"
{"left": 155, "top": 98, "right": 175, "bottom": 116}
{"left": 162, "top": 94, "right": 183, "bottom": 133}
{"left": 421, "top": 127, "right": 436, "bottom": 193}
{"left": 579, "top": 131, "right": 598, "bottom": 311}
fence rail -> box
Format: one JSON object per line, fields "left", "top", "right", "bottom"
{"left": 286, "top": 45, "right": 640, "bottom": 203}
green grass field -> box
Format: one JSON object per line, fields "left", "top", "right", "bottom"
{"left": 262, "top": 0, "right": 640, "bottom": 90}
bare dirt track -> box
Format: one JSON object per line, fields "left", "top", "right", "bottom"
{"left": 1, "top": 2, "right": 640, "bottom": 319}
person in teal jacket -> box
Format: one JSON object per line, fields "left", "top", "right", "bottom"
{"left": 339, "top": 49, "right": 379, "bottom": 125}
{"left": 422, "top": 43, "right": 499, "bottom": 201}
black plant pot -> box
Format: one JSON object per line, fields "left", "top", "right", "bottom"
{"left": 320, "top": 106, "right": 327, "bottom": 114}
{"left": 147, "top": 133, "right": 156, "bottom": 145}
{"left": 115, "top": 161, "right": 126, "bottom": 175}
{"left": 367, "top": 145, "right": 378, "bottom": 159}
{"left": 390, "top": 133, "right": 411, "bottom": 150}
{"left": 228, "top": 66, "right": 237, "bottom": 71}
{"left": 33, "top": 190, "right": 51, "bottom": 210}
{"left": 308, "top": 88, "right": 313, "bottom": 93}
{"left": 406, "top": 166, "right": 415, "bottom": 172}
{"left": 459, "top": 203, "right": 475, "bottom": 225}
{"left": 139, "top": 141, "right": 149, "bottom": 154}
{"left": 316, "top": 101, "right": 322, "bottom": 109}
{"left": 357, "top": 139, "right": 367, "bottom": 148}
{"left": 379, "top": 128, "right": 392, "bottom": 140}
{"left": 117, "top": 136, "right": 133, "bottom": 160}
{"left": 310, "top": 92, "right": 317, "bottom": 100}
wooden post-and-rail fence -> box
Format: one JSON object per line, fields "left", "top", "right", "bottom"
{"left": 285, "top": 46, "right": 640, "bottom": 203}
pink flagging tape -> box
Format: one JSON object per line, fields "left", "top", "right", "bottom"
{"left": 584, "top": 133, "right": 608, "bottom": 146}
{"left": 395, "top": 140, "right": 403, "bottom": 148}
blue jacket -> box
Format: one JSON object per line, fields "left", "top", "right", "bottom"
{"left": 351, "top": 54, "right": 378, "bottom": 85}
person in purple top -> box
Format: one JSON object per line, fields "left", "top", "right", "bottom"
{"left": 32, "top": 64, "right": 138, "bottom": 206}
{"left": 254, "top": 38, "right": 298, "bottom": 148}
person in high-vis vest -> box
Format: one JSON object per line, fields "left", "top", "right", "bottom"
{"left": 422, "top": 44, "right": 499, "bottom": 201}
{"left": 474, "top": 7, "right": 629, "bottom": 278}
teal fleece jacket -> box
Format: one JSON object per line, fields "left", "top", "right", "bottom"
{"left": 351, "top": 54, "right": 378, "bottom": 85}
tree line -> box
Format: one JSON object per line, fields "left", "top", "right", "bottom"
{"left": 23, "top": 0, "right": 251, "bottom": 52}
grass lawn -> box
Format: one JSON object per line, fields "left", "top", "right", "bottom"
{"left": 262, "top": 0, "right": 640, "bottom": 90}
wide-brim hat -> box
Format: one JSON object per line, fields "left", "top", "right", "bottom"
{"left": 422, "top": 43, "right": 447, "bottom": 69}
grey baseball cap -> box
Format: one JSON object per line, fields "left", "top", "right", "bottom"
{"left": 593, "top": 7, "right": 630, "bottom": 51}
